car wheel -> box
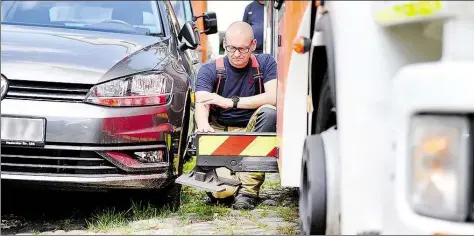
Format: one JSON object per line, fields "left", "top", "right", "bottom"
{"left": 163, "top": 182, "right": 182, "bottom": 212}
{"left": 124, "top": 183, "right": 181, "bottom": 212}
{"left": 178, "top": 94, "right": 192, "bottom": 173}
{"left": 141, "top": 182, "right": 181, "bottom": 212}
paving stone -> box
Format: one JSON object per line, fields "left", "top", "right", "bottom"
{"left": 128, "top": 218, "right": 162, "bottom": 230}
{"left": 185, "top": 221, "right": 215, "bottom": 231}
{"left": 64, "top": 230, "right": 88, "bottom": 234}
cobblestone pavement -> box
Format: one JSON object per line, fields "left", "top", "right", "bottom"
{"left": 2, "top": 174, "right": 300, "bottom": 235}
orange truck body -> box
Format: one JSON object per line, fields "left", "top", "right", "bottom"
{"left": 275, "top": 1, "right": 310, "bottom": 166}
{"left": 191, "top": 0, "right": 210, "bottom": 63}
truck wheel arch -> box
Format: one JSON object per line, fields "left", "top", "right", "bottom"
{"left": 310, "top": 10, "right": 337, "bottom": 134}
{"left": 314, "top": 10, "right": 336, "bottom": 109}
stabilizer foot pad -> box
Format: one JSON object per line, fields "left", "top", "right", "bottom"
{"left": 176, "top": 167, "right": 241, "bottom": 193}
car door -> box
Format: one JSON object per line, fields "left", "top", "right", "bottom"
{"left": 170, "top": 0, "right": 194, "bottom": 29}
{"left": 170, "top": 0, "right": 199, "bottom": 66}
{"left": 165, "top": 0, "right": 197, "bottom": 89}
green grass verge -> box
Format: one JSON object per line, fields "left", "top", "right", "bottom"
{"left": 85, "top": 156, "right": 298, "bottom": 233}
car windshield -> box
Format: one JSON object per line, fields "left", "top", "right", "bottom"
{"left": 1, "top": 1, "right": 164, "bottom": 36}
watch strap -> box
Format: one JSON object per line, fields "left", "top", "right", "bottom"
{"left": 232, "top": 96, "right": 239, "bottom": 108}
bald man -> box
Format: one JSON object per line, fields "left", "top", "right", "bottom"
{"left": 194, "top": 21, "right": 277, "bottom": 210}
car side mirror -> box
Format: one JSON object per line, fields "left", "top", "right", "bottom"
{"left": 178, "top": 21, "right": 200, "bottom": 51}
{"left": 193, "top": 12, "right": 218, "bottom": 35}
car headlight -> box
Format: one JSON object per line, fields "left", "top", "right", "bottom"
{"left": 85, "top": 72, "right": 173, "bottom": 107}
{"left": 1, "top": 74, "right": 8, "bottom": 100}
{"left": 409, "top": 114, "right": 471, "bottom": 222}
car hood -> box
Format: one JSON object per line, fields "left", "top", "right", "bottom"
{"left": 1, "top": 24, "right": 174, "bottom": 84}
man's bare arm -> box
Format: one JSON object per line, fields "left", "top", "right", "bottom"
{"left": 200, "top": 79, "right": 277, "bottom": 110}
{"left": 194, "top": 91, "right": 215, "bottom": 132}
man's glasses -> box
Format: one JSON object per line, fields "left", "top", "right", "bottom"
{"left": 225, "top": 46, "right": 251, "bottom": 54}
{"left": 224, "top": 39, "right": 255, "bottom": 54}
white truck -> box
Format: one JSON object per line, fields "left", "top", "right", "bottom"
{"left": 179, "top": 0, "right": 474, "bottom": 234}
{"left": 281, "top": 0, "right": 474, "bottom": 234}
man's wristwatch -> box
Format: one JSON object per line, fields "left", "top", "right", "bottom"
{"left": 231, "top": 96, "right": 240, "bottom": 109}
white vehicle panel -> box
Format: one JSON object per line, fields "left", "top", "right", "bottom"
{"left": 329, "top": 1, "right": 420, "bottom": 233}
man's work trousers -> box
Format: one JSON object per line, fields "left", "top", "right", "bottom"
{"left": 209, "top": 105, "right": 277, "bottom": 199}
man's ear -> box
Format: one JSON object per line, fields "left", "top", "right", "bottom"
{"left": 251, "top": 39, "right": 257, "bottom": 51}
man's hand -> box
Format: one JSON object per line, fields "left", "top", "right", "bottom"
{"left": 195, "top": 123, "right": 215, "bottom": 133}
{"left": 197, "top": 93, "right": 233, "bottom": 109}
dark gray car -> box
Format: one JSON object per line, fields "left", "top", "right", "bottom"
{"left": 0, "top": 1, "right": 217, "bottom": 194}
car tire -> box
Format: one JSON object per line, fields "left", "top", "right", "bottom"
{"left": 178, "top": 93, "right": 192, "bottom": 172}
{"left": 127, "top": 183, "right": 181, "bottom": 212}
{"left": 163, "top": 182, "right": 182, "bottom": 212}
{"left": 141, "top": 182, "right": 181, "bottom": 212}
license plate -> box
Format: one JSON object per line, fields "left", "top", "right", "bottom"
{"left": 1, "top": 116, "right": 46, "bottom": 147}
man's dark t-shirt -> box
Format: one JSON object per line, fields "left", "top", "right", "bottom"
{"left": 243, "top": 1, "right": 264, "bottom": 53}
{"left": 196, "top": 54, "right": 277, "bottom": 127}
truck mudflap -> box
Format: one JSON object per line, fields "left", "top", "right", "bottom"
{"left": 176, "top": 132, "right": 279, "bottom": 193}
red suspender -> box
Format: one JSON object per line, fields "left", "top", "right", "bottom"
{"left": 250, "top": 54, "right": 263, "bottom": 94}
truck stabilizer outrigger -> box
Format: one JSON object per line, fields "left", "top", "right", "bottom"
{"left": 177, "top": 132, "right": 279, "bottom": 193}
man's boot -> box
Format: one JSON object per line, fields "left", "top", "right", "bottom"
{"left": 232, "top": 193, "right": 257, "bottom": 210}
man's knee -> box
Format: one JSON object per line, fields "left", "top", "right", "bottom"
{"left": 247, "top": 105, "right": 277, "bottom": 132}
{"left": 257, "top": 105, "right": 277, "bottom": 126}
{"left": 257, "top": 105, "right": 277, "bottom": 121}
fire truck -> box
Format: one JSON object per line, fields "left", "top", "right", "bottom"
{"left": 190, "top": 0, "right": 215, "bottom": 64}
{"left": 178, "top": 0, "right": 474, "bottom": 235}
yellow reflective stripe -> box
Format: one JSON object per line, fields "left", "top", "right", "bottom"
{"left": 190, "top": 92, "right": 195, "bottom": 103}
{"left": 374, "top": 1, "right": 443, "bottom": 24}
{"left": 198, "top": 135, "right": 229, "bottom": 155}
{"left": 240, "top": 136, "right": 277, "bottom": 156}
{"left": 198, "top": 135, "right": 277, "bottom": 156}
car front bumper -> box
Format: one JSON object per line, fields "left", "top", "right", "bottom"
{"left": 0, "top": 93, "right": 186, "bottom": 189}
{"left": 1, "top": 172, "right": 172, "bottom": 190}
